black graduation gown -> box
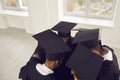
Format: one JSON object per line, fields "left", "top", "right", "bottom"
{"left": 19, "top": 57, "right": 41, "bottom": 80}
{"left": 32, "top": 43, "right": 46, "bottom": 63}
{"left": 54, "top": 65, "right": 74, "bottom": 80}
{"left": 19, "top": 43, "right": 46, "bottom": 79}
{"left": 54, "top": 38, "right": 77, "bottom": 80}
{"left": 97, "top": 61, "right": 120, "bottom": 80}
{"left": 27, "top": 63, "right": 56, "bottom": 80}
{"left": 97, "top": 45, "right": 120, "bottom": 80}
{"left": 62, "top": 37, "right": 77, "bottom": 65}
{"left": 19, "top": 57, "right": 56, "bottom": 80}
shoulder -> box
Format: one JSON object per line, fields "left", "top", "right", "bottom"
{"left": 45, "top": 74, "right": 56, "bottom": 80}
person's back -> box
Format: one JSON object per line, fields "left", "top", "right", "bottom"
{"left": 67, "top": 28, "right": 120, "bottom": 80}
{"left": 96, "top": 45, "right": 120, "bottom": 80}
{"left": 83, "top": 41, "right": 120, "bottom": 80}
{"left": 19, "top": 44, "right": 46, "bottom": 79}
{"left": 19, "top": 30, "right": 72, "bottom": 80}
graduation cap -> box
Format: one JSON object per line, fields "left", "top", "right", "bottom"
{"left": 51, "top": 21, "right": 77, "bottom": 38}
{"left": 72, "top": 28, "right": 99, "bottom": 45}
{"left": 33, "top": 29, "right": 71, "bottom": 61}
{"left": 80, "top": 39, "right": 100, "bottom": 49}
{"left": 66, "top": 44, "right": 104, "bottom": 80}
{"left": 73, "top": 28, "right": 104, "bottom": 53}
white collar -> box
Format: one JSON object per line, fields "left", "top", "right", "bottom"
{"left": 103, "top": 49, "right": 113, "bottom": 61}
{"left": 36, "top": 64, "right": 54, "bottom": 76}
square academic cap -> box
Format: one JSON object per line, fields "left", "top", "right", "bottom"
{"left": 66, "top": 44, "right": 103, "bottom": 80}
{"left": 33, "top": 29, "right": 71, "bottom": 61}
{"left": 80, "top": 39, "right": 100, "bottom": 49}
{"left": 72, "top": 28, "right": 99, "bottom": 44}
{"left": 51, "top": 21, "right": 77, "bottom": 38}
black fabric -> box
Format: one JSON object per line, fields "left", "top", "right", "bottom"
{"left": 19, "top": 57, "right": 42, "bottom": 79}
{"left": 72, "top": 28, "right": 99, "bottom": 44}
{"left": 33, "top": 43, "right": 46, "bottom": 63}
{"left": 54, "top": 38, "right": 77, "bottom": 80}
{"left": 46, "top": 53, "right": 65, "bottom": 61}
{"left": 19, "top": 43, "right": 46, "bottom": 79}
{"left": 80, "top": 39, "right": 99, "bottom": 49}
{"left": 51, "top": 21, "right": 77, "bottom": 34}
{"left": 33, "top": 30, "right": 71, "bottom": 61}
{"left": 28, "top": 63, "right": 56, "bottom": 80}
{"left": 97, "top": 45, "right": 120, "bottom": 80}
{"left": 66, "top": 44, "right": 103, "bottom": 80}
{"left": 54, "top": 65, "right": 74, "bottom": 80}
{"left": 103, "top": 45, "right": 119, "bottom": 70}
{"left": 62, "top": 37, "right": 77, "bottom": 65}
{"left": 97, "top": 61, "right": 119, "bottom": 80}
{"left": 19, "top": 57, "right": 56, "bottom": 80}
{"left": 58, "top": 32, "right": 70, "bottom": 38}
{"left": 51, "top": 21, "right": 77, "bottom": 38}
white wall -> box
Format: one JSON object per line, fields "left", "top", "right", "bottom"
{"left": 0, "top": 0, "right": 120, "bottom": 48}
{"left": 27, "top": 0, "right": 59, "bottom": 34}
{"left": 0, "top": 1, "right": 31, "bottom": 31}
{"left": 0, "top": 2, "right": 6, "bottom": 29}
{"left": 0, "top": 16, "right": 7, "bottom": 28}
{"left": 27, "top": 0, "right": 120, "bottom": 48}
{"left": 101, "top": 0, "right": 120, "bottom": 48}
{"left": 0, "top": 14, "right": 30, "bottom": 30}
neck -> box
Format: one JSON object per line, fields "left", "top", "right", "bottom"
{"left": 44, "top": 62, "right": 55, "bottom": 70}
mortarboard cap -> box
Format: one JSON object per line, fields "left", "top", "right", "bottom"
{"left": 80, "top": 39, "right": 100, "bottom": 49}
{"left": 33, "top": 29, "right": 71, "bottom": 61}
{"left": 72, "top": 28, "right": 99, "bottom": 44}
{"left": 51, "top": 21, "right": 77, "bottom": 38}
{"left": 66, "top": 44, "right": 103, "bottom": 80}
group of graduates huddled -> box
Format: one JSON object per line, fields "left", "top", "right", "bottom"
{"left": 19, "top": 21, "right": 120, "bottom": 80}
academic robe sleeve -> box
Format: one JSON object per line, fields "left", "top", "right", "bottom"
{"left": 19, "top": 57, "right": 41, "bottom": 80}
{"left": 97, "top": 45, "right": 120, "bottom": 80}
{"left": 27, "top": 63, "right": 56, "bottom": 80}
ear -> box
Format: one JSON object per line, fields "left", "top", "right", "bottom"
{"left": 55, "top": 60, "right": 59, "bottom": 64}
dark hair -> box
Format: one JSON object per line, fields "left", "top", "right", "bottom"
{"left": 81, "top": 40, "right": 104, "bottom": 54}
{"left": 58, "top": 32, "right": 71, "bottom": 38}
{"left": 90, "top": 40, "right": 104, "bottom": 54}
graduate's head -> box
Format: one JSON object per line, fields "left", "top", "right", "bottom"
{"left": 72, "top": 28, "right": 103, "bottom": 56}
{"left": 45, "top": 53, "right": 64, "bottom": 70}
{"left": 33, "top": 29, "right": 71, "bottom": 70}
{"left": 80, "top": 39, "right": 103, "bottom": 56}
{"left": 33, "top": 44, "right": 46, "bottom": 63}
{"left": 58, "top": 32, "right": 70, "bottom": 43}
{"left": 51, "top": 21, "right": 77, "bottom": 43}
{"left": 67, "top": 29, "right": 104, "bottom": 80}
{"left": 66, "top": 44, "right": 103, "bottom": 80}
